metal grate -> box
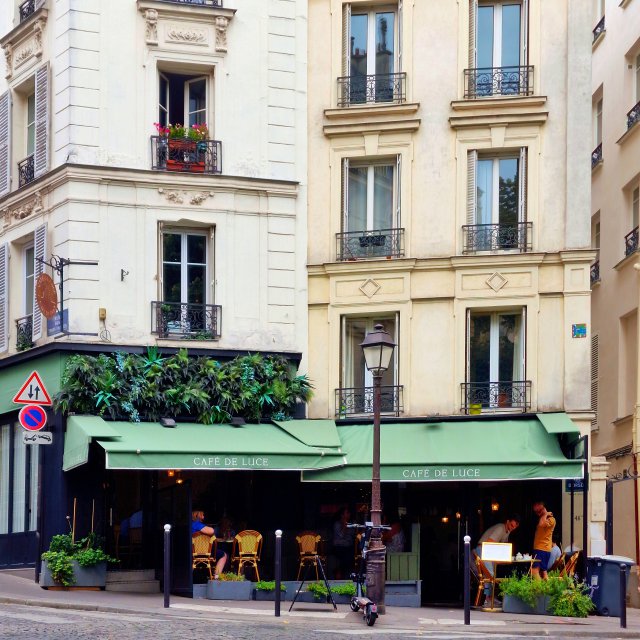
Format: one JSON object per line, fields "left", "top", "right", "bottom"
{"left": 151, "top": 301, "right": 222, "bottom": 340}
{"left": 335, "top": 386, "right": 403, "bottom": 418}
{"left": 460, "top": 381, "right": 531, "bottom": 413}
{"left": 462, "top": 222, "right": 532, "bottom": 253}
{"left": 464, "top": 66, "right": 534, "bottom": 99}
{"left": 336, "top": 228, "right": 404, "bottom": 261}
{"left": 151, "top": 137, "right": 222, "bottom": 175}
{"left": 337, "top": 72, "right": 407, "bottom": 107}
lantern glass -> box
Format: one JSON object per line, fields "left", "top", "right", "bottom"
{"left": 360, "top": 324, "right": 396, "bottom": 376}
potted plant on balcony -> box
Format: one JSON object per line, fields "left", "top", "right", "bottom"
{"left": 155, "top": 123, "right": 209, "bottom": 173}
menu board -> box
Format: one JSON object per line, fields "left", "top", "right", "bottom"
{"left": 481, "top": 542, "right": 513, "bottom": 562}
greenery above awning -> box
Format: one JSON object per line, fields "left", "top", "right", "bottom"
{"left": 63, "top": 416, "right": 345, "bottom": 472}
{"left": 302, "top": 417, "right": 584, "bottom": 483}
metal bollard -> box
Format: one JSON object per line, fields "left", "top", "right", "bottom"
{"left": 275, "top": 529, "right": 283, "bottom": 617}
{"left": 620, "top": 563, "right": 626, "bottom": 628}
{"left": 464, "top": 535, "right": 471, "bottom": 625}
{"left": 164, "top": 524, "right": 171, "bottom": 609}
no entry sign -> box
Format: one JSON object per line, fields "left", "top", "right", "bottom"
{"left": 19, "top": 405, "right": 47, "bottom": 431}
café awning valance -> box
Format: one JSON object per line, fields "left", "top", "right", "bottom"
{"left": 63, "top": 416, "right": 345, "bottom": 472}
{"left": 302, "top": 416, "right": 584, "bottom": 482}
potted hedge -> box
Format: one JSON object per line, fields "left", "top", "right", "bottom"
{"left": 253, "top": 580, "right": 287, "bottom": 601}
{"left": 500, "top": 573, "right": 594, "bottom": 617}
{"left": 40, "top": 533, "right": 116, "bottom": 589}
{"left": 206, "top": 572, "right": 253, "bottom": 600}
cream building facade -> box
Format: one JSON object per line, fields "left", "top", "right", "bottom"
{"left": 307, "top": 0, "right": 605, "bottom": 578}
{"left": 590, "top": 0, "right": 640, "bottom": 602}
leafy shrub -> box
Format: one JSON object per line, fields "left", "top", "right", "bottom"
{"left": 41, "top": 551, "right": 75, "bottom": 586}
{"left": 331, "top": 583, "right": 356, "bottom": 597}
{"left": 255, "top": 580, "right": 286, "bottom": 592}
{"left": 307, "top": 582, "right": 329, "bottom": 600}
{"left": 218, "top": 572, "right": 246, "bottom": 582}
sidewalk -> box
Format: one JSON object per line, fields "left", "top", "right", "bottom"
{"left": 1, "top": 569, "right": 639, "bottom": 637}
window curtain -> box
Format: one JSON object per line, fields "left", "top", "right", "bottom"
{"left": 12, "top": 424, "right": 26, "bottom": 533}
{"left": 0, "top": 425, "right": 9, "bottom": 534}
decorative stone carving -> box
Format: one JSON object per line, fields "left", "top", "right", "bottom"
{"left": 2, "top": 43, "right": 12, "bottom": 80}
{"left": 359, "top": 279, "right": 381, "bottom": 298}
{"left": 166, "top": 27, "right": 207, "bottom": 45}
{"left": 158, "top": 189, "right": 214, "bottom": 206}
{"left": 486, "top": 272, "right": 508, "bottom": 292}
{"left": 144, "top": 9, "right": 158, "bottom": 45}
{"left": 158, "top": 188, "right": 184, "bottom": 204}
{"left": 33, "top": 18, "right": 45, "bottom": 56}
{"left": 6, "top": 191, "right": 44, "bottom": 224}
{"left": 215, "top": 16, "right": 229, "bottom": 52}
{"left": 14, "top": 43, "right": 34, "bottom": 68}
{"left": 190, "top": 191, "right": 214, "bottom": 205}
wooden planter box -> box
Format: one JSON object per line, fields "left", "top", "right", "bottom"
{"left": 502, "top": 594, "right": 551, "bottom": 615}
{"left": 206, "top": 579, "right": 253, "bottom": 600}
{"left": 40, "top": 560, "right": 107, "bottom": 589}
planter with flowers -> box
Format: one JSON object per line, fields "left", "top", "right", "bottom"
{"left": 206, "top": 572, "right": 253, "bottom": 600}
{"left": 154, "top": 123, "right": 210, "bottom": 173}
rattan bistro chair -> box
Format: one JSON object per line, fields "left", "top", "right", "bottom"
{"left": 296, "top": 531, "right": 321, "bottom": 580}
{"left": 559, "top": 551, "right": 580, "bottom": 578}
{"left": 192, "top": 534, "right": 217, "bottom": 580}
{"left": 472, "top": 551, "right": 498, "bottom": 607}
{"left": 232, "top": 530, "right": 263, "bottom": 581}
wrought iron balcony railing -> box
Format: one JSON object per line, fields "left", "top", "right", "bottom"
{"left": 16, "top": 315, "right": 33, "bottom": 352}
{"left": 627, "top": 100, "right": 640, "bottom": 131}
{"left": 19, "top": 0, "right": 36, "bottom": 23}
{"left": 18, "top": 154, "right": 35, "bottom": 188}
{"left": 337, "top": 72, "right": 407, "bottom": 107}
{"left": 591, "top": 143, "right": 603, "bottom": 169}
{"left": 151, "top": 301, "right": 221, "bottom": 340}
{"left": 592, "top": 15, "right": 605, "bottom": 43}
{"left": 336, "top": 228, "right": 404, "bottom": 261}
{"left": 336, "top": 385, "right": 403, "bottom": 418}
{"left": 625, "top": 226, "right": 639, "bottom": 257}
{"left": 464, "top": 66, "right": 533, "bottom": 99}
{"left": 157, "top": 0, "right": 222, "bottom": 6}
{"left": 590, "top": 260, "right": 600, "bottom": 285}
{"left": 151, "top": 136, "right": 222, "bottom": 175}
{"left": 462, "top": 222, "right": 532, "bottom": 253}
{"left": 461, "top": 381, "right": 531, "bottom": 413}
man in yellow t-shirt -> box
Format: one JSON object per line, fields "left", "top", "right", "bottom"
{"left": 531, "top": 501, "right": 556, "bottom": 579}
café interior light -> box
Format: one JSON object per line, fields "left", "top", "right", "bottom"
{"left": 167, "top": 469, "right": 175, "bottom": 477}
{"left": 491, "top": 500, "right": 500, "bottom": 512}
{"left": 441, "top": 516, "right": 449, "bottom": 523}
{"left": 360, "top": 324, "right": 396, "bottom": 376}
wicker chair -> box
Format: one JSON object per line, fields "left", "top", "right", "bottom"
{"left": 296, "top": 531, "right": 321, "bottom": 580}
{"left": 559, "top": 551, "right": 580, "bottom": 578}
{"left": 192, "top": 534, "right": 217, "bottom": 580}
{"left": 472, "top": 551, "right": 499, "bottom": 608}
{"left": 232, "top": 530, "right": 263, "bottom": 581}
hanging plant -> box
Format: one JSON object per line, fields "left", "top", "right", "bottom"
{"left": 53, "top": 348, "right": 313, "bottom": 424}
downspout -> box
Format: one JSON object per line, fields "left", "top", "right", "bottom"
{"left": 633, "top": 261, "right": 640, "bottom": 564}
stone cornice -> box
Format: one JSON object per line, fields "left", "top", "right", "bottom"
{"left": 323, "top": 118, "right": 421, "bottom": 138}
{"left": 0, "top": 3, "right": 47, "bottom": 49}
{"left": 450, "top": 95, "right": 547, "bottom": 112}
{"left": 449, "top": 110, "right": 548, "bottom": 130}
{"left": 137, "top": 0, "right": 235, "bottom": 21}
{"left": 324, "top": 102, "right": 420, "bottom": 121}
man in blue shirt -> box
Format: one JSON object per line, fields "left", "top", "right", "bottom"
{"left": 192, "top": 510, "right": 228, "bottom": 578}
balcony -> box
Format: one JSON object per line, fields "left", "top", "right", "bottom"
{"left": 151, "top": 137, "right": 222, "bottom": 175}
{"left": 16, "top": 315, "right": 33, "bottom": 351}
{"left": 461, "top": 381, "right": 531, "bottom": 414}
{"left": 156, "top": 0, "right": 222, "bottom": 5}
{"left": 336, "top": 228, "right": 404, "bottom": 261}
{"left": 592, "top": 15, "right": 605, "bottom": 43}
{"left": 462, "top": 222, "right": 532, "bottom": 253}
{"left": 463, "top": 66, "right": 533, "bottom": 99}
{"left": 335, "top": 385, "right": 403, "bottom": 418}
{"left": 625, "top": 227, "right": 639, "bottom": 257}
{"left": 337, "top": 72, "right": 407, "bottom": 108}
{"left": 151, "top": 301, "right": 221, "bottom": 340}
{"left": 18, "top": 154, "right": 34, "bottom": 188}
{"left": 19, "top": 0, "right": 36, "bottom": 23}
{"left": 591, "top": 143, "right": 603, "bottom": 170}
{"left": 627, "top": 100, "right": 640, "bottom": 131}
{"left": 590, "top": 261, "right": 600, "bottom": 285}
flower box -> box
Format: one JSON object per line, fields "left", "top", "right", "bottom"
{"left": 206, "top": 579, "right": 253, "bottom": 600}
{"left": 40, "top": 560, "right": 107, "bottom": 589}
{"left": 166, "top": 138, "right": 205, "bottom": 173}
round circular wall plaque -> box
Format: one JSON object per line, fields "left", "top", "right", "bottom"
{"left": 35, "top": 273, "right": 58, "bottom": 319}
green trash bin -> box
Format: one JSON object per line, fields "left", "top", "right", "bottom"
{"left": 587, "top": 555, "right": 635, "bottom": 617}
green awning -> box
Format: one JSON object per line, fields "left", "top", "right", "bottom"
{"left": 536, "top": 412, "right": 581, "bottom": 435}
{"left": 273, "top": 419, "right": 342, "bottom": 448}
{"left": 302, "top": 418, "right": 584, "bottom": 483}
{"left": 64, "top": 416, "right": 345, "bottom": 472}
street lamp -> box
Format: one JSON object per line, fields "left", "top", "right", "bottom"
{"left": 360, "top": 323, "right": 396, "bottom": 615}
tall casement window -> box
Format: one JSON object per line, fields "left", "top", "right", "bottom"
{"left": 625, "top": 186, "right": 639, "bottom": 257}
{"left": 0, "top": 421, "right": 39, "bottom": 537}
{"left": 338, "top": 3, "right": 406, "bottom": 106}
{"left": 153, "top": 228, "right": 220, "bottom": 340}
{"left": 592, "top": 97, "right": 603, "bottom": 168}
{"left": 629, "top": 53, "right": 640, "bottom": 130}
{"left": 337, "top": 315, "right": 402, "bottom": 417}
{"left": 158, "top": 72, "right": 208, "bottom": 129}
{"left": 338, "top": 157, "right": 403, "bottom": 260}
{"left": 467, "top": 0, "right": 530, "bottom": 97}
{"left": 464, "top": 309, "right": 529, "bottom": 412}
{"left": 464, "top": 149, "right": 529, "bottom": 252}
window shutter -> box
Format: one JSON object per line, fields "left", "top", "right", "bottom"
{"left": 32, "top": 223, "right": 47, "bottom": 341}
{"left": 0, "top": 243, "right": 8, "bottom": 353}
{"left": 466, "top": 150, "right": 477, "bottom": 225}
{"left": 34, "top": 63, "right": 49, "bottom": 179}
{"left": 518, "top": 147, "right": 528, "bottom": 223}
{"left": 395, "top": 154, "right": 401, "bottom": 227}
{"left": 342, "top": 3, "right": 351, "bottom": 77}
{"left": 0, "top": 91, "right": 10, "bottom": 198}
{"left": 591, "top": 334, "right": 599, "bottom": 430}
{"left": 468, "top": 0, "right": 477, "bottom": 69}
{"left": 522, "top": 0, "right": 529, "bottom": 66}
{"left": 341, "top": 157, "right": 349, "bottom": 230}
{"left": 398, "top": 0, "right": 403, "bottom": 72}
{"left": 521, "top": 306, "right": 527, "bottom": 381}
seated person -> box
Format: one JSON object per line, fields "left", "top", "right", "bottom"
{"left": 192, "top": 510, "right": 227, "bottom": 578}
{"left": 382, "top": 516, "right": 406, "bottom": 553}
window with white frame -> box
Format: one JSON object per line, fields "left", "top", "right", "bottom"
{"left": 465, "top": 149, "right": 528, "bottom": 251}
{"left": 158, "top": 72, "right": 209, "bottom": 130}
{"left": 633, "top": 186, "right": 639, "bottom": 231}
{"left": 595, "top": 98, "right": 603, "bottom": 146}
{"left": 466, "top": 309, "right": 527, "bottom": 409}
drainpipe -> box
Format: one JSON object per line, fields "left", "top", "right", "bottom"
{"left": 633, "top": 262, "right": 640, "bottom": 564}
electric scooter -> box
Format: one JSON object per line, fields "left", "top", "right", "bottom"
{"left": 347, "top": 522, "right": 390, "bottom": 626}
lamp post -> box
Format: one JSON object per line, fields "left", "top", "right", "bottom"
{"left": 360, "top": 323, "right": 396, "bottom": 615}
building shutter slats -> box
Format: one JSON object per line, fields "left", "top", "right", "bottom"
{"left": 0, "top": 91, "right": 11, "bottom": 198}
{"left": 468, "top": 0, "right": 477, "bottom": 69}
{"left": 466, "top": 150, "right": 477, "bottom": 226}
{"left": 398, "top": 0, "right": 403, "bottom": 72}
{"left": 32, "top": 223, "right": 47, "bottom": 341}
{"left": 341, "top": 157, "right": 349, "bottom": 230}
{"left": 519, "top": 147, "right": 528, "bottom": 223}
{"left": 591, "top": 334, "right": 599, "bottom": 430}
{"left": 395, "top": 154, "right": 401, "bottom": 227}
{"left": 342, "top": 3, "right": 351, "bottom": 78}
{"left": 0, "top": 243, "right": 8, "bottom": 352}
{"left": 522, "top": 0, "right": 529, "bottom": 65}
{"left": 34, "top": 63, "right": 49, "bottom": 179}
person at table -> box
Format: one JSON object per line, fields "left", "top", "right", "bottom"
{"left": 531, "top": 501, "right": 556, "bottom": 580}
{"left": 547, "top": 534, "right": 562, "bottom": 571}
{"left": 191, "top": 510, "right": 228, "bottom": 578}
{"left": 475, "top": 514, "right": 521, "bottom": 575}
